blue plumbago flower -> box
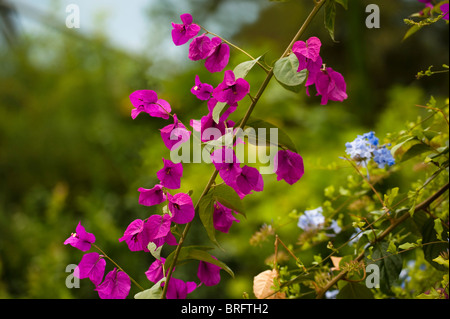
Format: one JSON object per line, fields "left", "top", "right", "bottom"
{"left": 329, "top": 220, "right": 341, "bottom": 234}
{"left": 373, "top": 146, "right": 395, "bottom": 169}
{"left": 345, "top": 131, "right": 395, "bottom": 169}
{"left": 345, "top": 135, "right": 373, "bottom": 164}
{"left": 361, "top": 131, "right": 379, "bottom": 146}
{"left": 298, "top": 207, "right": 325, "bottom": 231}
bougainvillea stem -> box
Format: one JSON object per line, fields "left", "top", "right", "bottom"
{"left": 161, "top": 0, "right": 327, "bottom": 300}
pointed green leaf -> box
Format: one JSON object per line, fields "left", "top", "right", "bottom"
{"left": 324, "top": 0, "right": 337, "bottom": 41}
{"left": 402, "top": 24, "right": 422, "bottom": 42}
{"left": 233, "top": 56, "right": 261, "bottom": 79}
{"left": 244, "top": 118, "right": 298, "bottom": 153}
{"left": 337, "top": 282, "right": 374, "bottom": 299}
{"left": 212, "top": 101, "right": 228, "bottom": 124}
{"left": 365, "top": 242, "right": 402, "bottom": 294}
{"left": 401, "top": 143, "right": 432, "bottom": 162}
{"left": 422, "top": 218, "right": 448, "bottom": 271}
{"left": 390, "top": 136, "right": 418, "bottom": 155}
{"left": 164, "top": 245, "right": 214, "bottom": 268}
{"left": 212, "top": 184, "right": 245, "bottom": 216}
{"left": 185, "top": 248, "right": 234, "bottom": 278}
{"left": 164, "top": 246, "right": 234, "bottom": 277}
{"left": 335, "top": 0, "right": 348, "bottom": 10}
{"left": 147, "top": 242, "right": 163, "bottom": 261}
{"left": 198, "top": 192, "right": 221, "bottom": 247}
{"left": 134, "top": 278, "right": 166, "bottom": 299}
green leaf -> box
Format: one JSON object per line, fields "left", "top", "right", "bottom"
{"left": 336, "top": 282, "right": 375, "bottom": 299}
{"left": 422, "top": 218, "right": 448, "bottom": 271}
{"left": 432, "top": 255, "right": 449, "bottom": 268}
{"left": 244, "top": 118, "right": 298, "bottom": 152}
{"left": 165, "top": 246, "right": 234, "bottom": 278}
{"left": 398, "top": 242, "right": 419, "bottom": 250}
{"left": 212, "top": 101, "right": 228, "bottom": 124}
{"left": 401, "top": 143, "right": 432, "bottom": 162}
{"left": 324, "top": 0, "right": 337, "bottom": 41}
{"left": 387, "top": 241, "right": 397, "bottom": 254}
{"left": 233, "top": 56, "right": 261, "bottom": 79}
{"left": 335, "top": 0, "right": 348, "bottom": 10}
{"left": 273, "top": 53, "right": 307, "bottom": 92}
{"left": 134, "top": 278, "right": 166, "bottom": 299}
{"left": 199, "top": 185, "right": 245, "bottom": 247}
{"left": 365, "top": 242, "right": 402, "bottom": 294}
{"left": 434, "top": 219, "right": 444, "bottom": 241}
{"left": 147, "top": 242, "right": 163, "bottom": 261}
{"left": 384, "top": 187, "right": 399, "bottom": 208}
{"left": 402, "top": 24, "right": 422, "bottom": 42}
{"left": 212, "top": 184, "right": 245, "bottom": 216}
{"left": 185, "top": 248, "right": 234, "bottom": 278}
{"left": 198, "top": 192, "right": 221, "bottom": 247}
{"left": 390, "top": 136, "right": 418, "bottom": 155}
{"left": 164, "top": 245, "right": 214, "bottom": 268}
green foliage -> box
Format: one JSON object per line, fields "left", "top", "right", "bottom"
{"left": 273, "top": 54, "right": 307, "bottom": 92}
{"left": 0, "top": 0, "right": 448, "bottom": 299}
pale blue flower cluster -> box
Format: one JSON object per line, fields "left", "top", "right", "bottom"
{"left": 345, "top": 131, "right": 395, "bottom": 169}
{"left": 297, "top": 207, "right": 341, "bottom": 235}
{"left": 297, "top": 207, "right": 325, "bottom": 231}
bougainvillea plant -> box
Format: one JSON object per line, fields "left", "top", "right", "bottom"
{"left": 64, "top": 0, "right": 449, "bottom": 300}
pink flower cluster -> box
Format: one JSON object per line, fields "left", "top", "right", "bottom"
{"left": 64, "top": 223, "right": 131, "bottom": 299}
{"left": 64, "top": 12, "right": 309, "bottom": 299}
{"left": 292, "top": 37, "right": 347, "bottom": 105}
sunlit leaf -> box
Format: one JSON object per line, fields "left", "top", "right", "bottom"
{"left": 253, "top": 269, "right": 285, "bottom": 299}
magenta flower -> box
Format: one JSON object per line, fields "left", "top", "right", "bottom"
{"left": 197, "top": 256, "right": 221, "bottom": 286}
{"left": 213, "top": 70, "right": 250, "bottom": 105}
{"left": 129, "top": 90, "right": 171, "bottom": 120}
{"left": 274, "top": 149, "right": 304, "bottom": 185}
{"left": 163, "top": 278, "right": 197, "bottom": 299}
{"left": 160, "top": 114, "right": 191, "bottom": 151}
{"left": 75, "top": 252, "right": 106, "bottom": 286}
{"left": 145, "top": 257, "right": 166, "bottom": 283}
{"left": 168, "top": 192, "right": 195, "bottom": 224}
{"left": 314, "top": 67, "right": 348, "bottom": 105}
{"left": 441, "top": 3, "right": 449, "bottom": 20}
{"left": 213, "top": 202, "right": 240, "bottom": 233}
{"left": 119, "top": 219, "right": 152, "bottom": 252}
{"left": 146, "top": 214, "right": 172, "bottom": 242}
{"left": 211, "top": 147, "right": 242, "bottom": 186}
{"left": 156, "top": 158, "right": 183, "bottom": 190}
{"left": 205, "top": 37, "right": 230, "bottom": 73}
{"left": 189, "top": 34, "right": 213, "bottom": 61}
{"left": 64, "top": 222, "right": 96, "bottom": 252}
{"left": 171, "top": 13, "right": 200, "bottom": 46}
{"left": 95, "top": 268, "right": 131, "bottom": 299}
{"left": 199, "top": 111, "right": 227, "bottom": 142}
{"left": 292, "top": 36, "right": 322, "bottom": 62}
{"left": 138, "top": 185, "right": 166, "bottom": 206}
{"left": 293, "top": 37, "right": 324, "bottom": 88}
{"left": 300, "top": 55, "right": 323, "bottom": 88}
{"left": 191, "top": 75, "right": 214, "bottom": 100}
{"left": 152, "top": 228, "right": 178, "bottom": 247}
{"left": 234, "top": 165, "right": 264, "bottom": 197}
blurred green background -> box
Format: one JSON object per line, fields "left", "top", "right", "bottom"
{"left": 0, "top": 0, "right": 448, "bottom": 298}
